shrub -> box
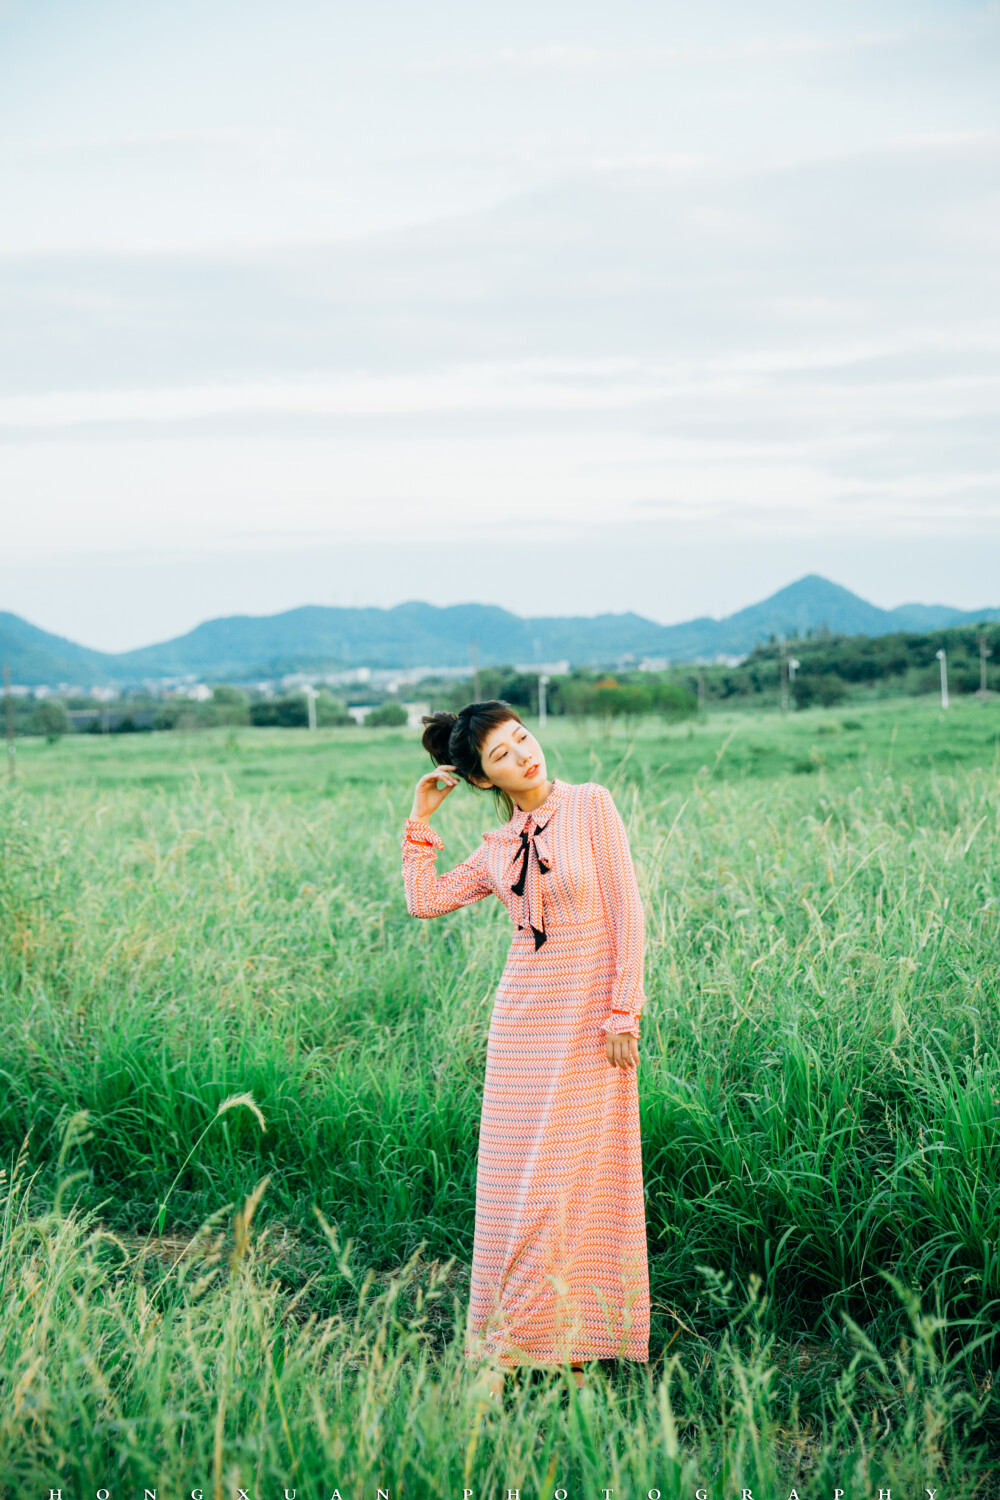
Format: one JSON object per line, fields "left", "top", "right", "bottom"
{"left": 366, "top": 702, "right": 408, "bottom": 728}
{"left": 315, "top": 693, "right": 354, "bottom": 728}
{"left": 249, "top": 696, "right": 306, "bottom": 728}
{"left": 249, "top": 693, "right": 354, "bottom": 728}
{"left": 794, "top": 673, "right": 847, "bottom": 708}
{"left": 153, "top": 704, "right": 185, "bottom": 730}
{"left": 211, "top": 685, "right": 250, "bottom": 726}
{"left": 649, "top": 680, "right": 698, "bottom": 721}
{"left": 28, "top": 700, "right": 69, "bottom": 742}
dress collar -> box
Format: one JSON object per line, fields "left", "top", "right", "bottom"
{"left": 505, "top": 777, "right": 568, "bottom": 834}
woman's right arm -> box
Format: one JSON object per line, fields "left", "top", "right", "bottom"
{"left": 402, "top": 821, "right": 493, "bottom": 918}
{"left": 401, "top": 766, "right": 493, "bottom": 918}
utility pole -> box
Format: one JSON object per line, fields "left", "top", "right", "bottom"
{"left": 304, "top": 684, "right": 317, "bottom": 732}
{"left": 780, "top": 641, "right": 789, "bottom": 715}
{"left": 698, "top": 668, "right": 706, "bottom": 715}
{"left": 470, "top": 640, "right": 480, "bottom": 702}
{"left": 788, "top": 657, "right": 800, "bottom": 711}
{"left": 3, "top": 663, "right": 14, "bottom": 781}
{"left": 538, "top": 673, "right": 549, "bottom": 728}
{"left": 979, "top": 631, "right": 993, "bottom": 700}
{"left": 935, "top": 648, "right": 949, "bottom": 710}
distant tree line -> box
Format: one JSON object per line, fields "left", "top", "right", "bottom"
{"left": 154, "top": 687, "right": 357, "bottom": 730}
{"left": 431, "top": 667, "right": 698, "bottom": 728}
{"left": 420, "top": 624, "right": 1000, "bottom": 719}
{"left": 678, "top": 622, "right": 1000, "bottom": 708}
{"left": 7, "top": 620, "right": 999, "bottom": 741}
{"left": 4, "top": 684, "right": 415, "bottom": 740}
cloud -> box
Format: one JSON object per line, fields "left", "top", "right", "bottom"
{"left": 403, "top": 11, "right": 1000, "bottom": 80}
{"left": 2, "top": 131, "right": 994, "bottom": 381}
{"left": 405, "top": 32, "right": 915, "bottom": 77}
{"left": 1, "top": 1, "right": 995, "bottom": 618}
{"left": 4, "top": 127, "right": 301, "bottom": 161}
{"left": 1, "top": 333, "right": 998, "bottom": 431}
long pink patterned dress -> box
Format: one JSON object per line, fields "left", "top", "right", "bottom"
{"left": 401, "top": 777, "right": 650, "bottom": 1368}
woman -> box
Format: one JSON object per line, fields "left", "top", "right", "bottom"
{"left": 401, "top": 700, "right": 650, "bottom": 1399}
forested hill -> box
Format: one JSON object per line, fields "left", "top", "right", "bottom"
{"left": 1, "top": 574, "right": 998, "bottom": 686}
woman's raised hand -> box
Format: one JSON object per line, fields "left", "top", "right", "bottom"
{"left": 410, "top": 766, "right": 460, "bottom": 822}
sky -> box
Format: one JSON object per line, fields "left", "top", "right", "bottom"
{"left": 0, "top": 0, "right": 998, "bottom": 651}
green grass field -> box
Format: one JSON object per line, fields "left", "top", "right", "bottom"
{"left": 2, "top": 695, "right": 1000, "bottom": 1496}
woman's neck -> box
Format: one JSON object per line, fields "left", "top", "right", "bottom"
{"left": 514, "top": 777, "right": 553, "bottom": 815}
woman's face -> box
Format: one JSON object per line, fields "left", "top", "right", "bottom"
{"left": 473, "top": 718, "right": 547, "bottom": 798}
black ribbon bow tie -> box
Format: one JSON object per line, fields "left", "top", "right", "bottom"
{"left": 510, "top": 817, "right": 552, "bottom": 950}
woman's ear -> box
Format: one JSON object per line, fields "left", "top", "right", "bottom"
{"left": 468, "top": 770, "right": 493, "bottom": 790}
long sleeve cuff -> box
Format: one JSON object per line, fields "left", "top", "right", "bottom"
{"left": 403, "top": 818, "right": 444, "bottom": 850}
{"left": 600, "top": 1011, "right": 642, "bottom": 1038}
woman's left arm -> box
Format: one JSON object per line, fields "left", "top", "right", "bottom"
{"left": 589, "top": 783, "right": 647, "bottom": 1039}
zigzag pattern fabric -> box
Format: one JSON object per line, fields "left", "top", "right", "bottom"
{"left": 401, "top": 778, "right": 650, "bottom": 1368}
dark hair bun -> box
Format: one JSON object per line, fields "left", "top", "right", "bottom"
{"left": 421, "top": 711, "right": 458, "bottom": 765}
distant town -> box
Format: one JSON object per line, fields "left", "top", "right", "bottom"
{"left": 2, "top": 572, "right": 997, "bottom": 739}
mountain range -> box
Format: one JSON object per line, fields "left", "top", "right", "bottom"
{"left": 2, "top": 575, "right": 998, "bottom": 688}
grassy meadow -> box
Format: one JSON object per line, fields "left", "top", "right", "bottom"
{"left": 2, "top": 695, "right": 1000, "bottom": 1496}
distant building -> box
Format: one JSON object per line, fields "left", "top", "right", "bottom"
{"left": 513, "top": 660, "right": 570, "bottom": 676}
{"left": 401, "top": 700, "right": 430, "bottom": 730}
